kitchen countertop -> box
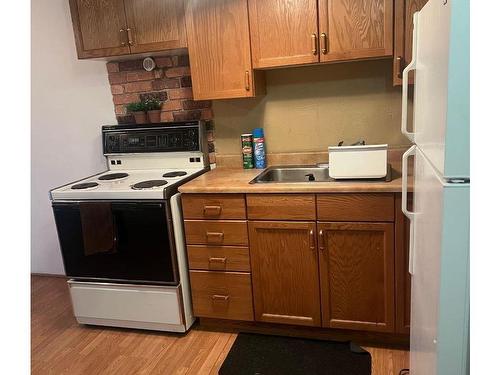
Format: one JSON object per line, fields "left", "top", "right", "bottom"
{"left": 179, "top": 165, "right": 405, "bottom": 194}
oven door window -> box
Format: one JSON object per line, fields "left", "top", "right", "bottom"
{"left": 52, "top": 201, "right": 176, "bottom": 284}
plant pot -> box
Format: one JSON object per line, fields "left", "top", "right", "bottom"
{"left": 132, "top": 111, "right": 148, "bottom": 124}
{"left": 147, "top": 110, "right": 161, "bottom": 124}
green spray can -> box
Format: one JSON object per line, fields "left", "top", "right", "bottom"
{"left": 241, "top": 134, "right": 254, "bottom": 169}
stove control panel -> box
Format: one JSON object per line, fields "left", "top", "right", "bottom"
{"left": 102, "top": 121, "right": 204, "bottom": 154}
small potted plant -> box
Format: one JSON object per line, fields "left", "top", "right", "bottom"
{"left": 145, "top": 98, "right": 163, "bottom": 123}
{"left": 126, "top": 102, "right": 148, "bottom": 124}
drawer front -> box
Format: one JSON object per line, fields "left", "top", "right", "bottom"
{"left": 247, "top": 194, "right": 316, "bottom": 220}
{"left": 189, "top": 271, "right": 254, "bottom": 321}
{"left": 187, "top": 245, "right": 251, "bottom": 272}
{"left": 317, "top": 193, "right": 394, "bottom": 222}
{"left": 182, "top": 194, "right": 246, "bottom": 220}
{"left": 184, "top": 220, "right": 249, "bottom": 246}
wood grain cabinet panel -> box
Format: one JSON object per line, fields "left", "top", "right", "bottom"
{"left": 246, "top": 194, "right": 316, "bottom": 220}
{"left": 248, "top": 221, "right": 322, "bottom": 327}
{"left": 395, "top": 194, "right": 412, "bottom": 334}
{"left": 187, "top": 245, "right": 251, "bottom": 272}
{"left": 184, "top": 220, "right": 248, "bottom": 246}
{"left": 318, "top": 0, "right": 393, "bottom": 62}
{"left": 185, "top": 0, "right": 264, "bottom": 100}
{"left": 317, "top": 193, "right": 394, "bottom": 222}
{"left": 393, "top": 0, "right": 429, "bottom": 85}
{"left": 69, "top": 0, "right": 131, "bottom": 58}
{"left": 248, "top": 0, "right": 320, "bottom": 68}
{"left": 182, "top": 194, "right": 246, "bottom": 220}
{"left": 318, "top": 222, "right": 395, "bottom": 332}
{"left": 123, "top": 0, "right": 187, "bottom": 53}
{"left": 189, "top": 270, "right": 254, "bottom": 321}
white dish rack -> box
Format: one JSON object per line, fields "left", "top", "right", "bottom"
{"left": 328, "top": 144, "right": 388, "bottom": 179}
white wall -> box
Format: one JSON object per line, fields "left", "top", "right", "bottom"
{"left": 31, "top": 0, "right": 116, "bottom": 274}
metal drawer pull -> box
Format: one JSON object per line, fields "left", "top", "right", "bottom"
{"left": 320, "top": 33, "right": 328, "bottom": 54}
{"left": 212, "top": 294, "right": 229, "bottom": 302}
{"left": 208, "top": 257, "right": 227, "bottom": 270}
{"left": 208, "top": 257, "right": 227, "bottom": 263}
{"left": 245, "top": 71, "right": 250, "bottom": 91}
{"left": 206, "top": 232, "right": 224, "bottom": 244}
{"left": 309, "top": 229, "right": 315, "bottom": 250}
{"left": 126, "top": 27, "right": 134, "bottom": 46}
{"left": 119, "top": 28, "right": 127, "bottom": 46}
{"left": 203, "top": 205, "right": 222, "bottom": 216}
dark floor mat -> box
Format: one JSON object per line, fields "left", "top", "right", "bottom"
{"left": 219, "top": 333, "right": 371, "bottom": 375}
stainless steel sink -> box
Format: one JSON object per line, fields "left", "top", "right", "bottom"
{"left": 249, "top": 165, "right": 332, "bottom": 184}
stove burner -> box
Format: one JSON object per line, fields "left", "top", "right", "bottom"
{"left": 131, "top": 180, "right": 168, "bottom": 190}
{"left": 71, "top": 182, "right": 99, "bottom": 190}
{"left": 163, "top": 171, "right": 188, "bottom": 178}
{"left": 98, "top": 172, "right": 129, "bottom": 181}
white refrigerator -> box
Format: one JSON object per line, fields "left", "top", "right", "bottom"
{"left": 401, "top": 0, "right": 469, "bottom": 374}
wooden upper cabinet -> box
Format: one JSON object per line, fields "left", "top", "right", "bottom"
{"left": 185, "top": 0, "right": 264, "bottom": 100}
{"left": 69, "top": 0, "right": 130, "bottom": 58}
{"left": 248, "top": 0, "right": 319, "bottom": 69}
{"left": 318, "top": 222, "right": 395, "bottom": 332}
{"left": 248, "top": 221, "right": 321, "bottom": 327}
{"left": 393, "top": 0, "right": 429, "bottom": 85}
{"left": 123, "top": 0, "right": 187, "bottom": 54}
{"left": 318, "top": 0, "right": 393, "bottom": 62}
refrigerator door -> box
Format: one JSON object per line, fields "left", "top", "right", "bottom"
{"left": 402, "top": 0, "right": 469, "bottom": 179}
{"left": 409, "top": 147, "right": 469, "bottom": 375}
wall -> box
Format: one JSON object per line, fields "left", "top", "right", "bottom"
{"left": 31, "top": 0, "right": 116, "bottom": 274}
{"left": 105, "top": 56, "right": 216, "bottom": 164}
{"left": 213, "top": 59, "right": 410, "bottom": 156}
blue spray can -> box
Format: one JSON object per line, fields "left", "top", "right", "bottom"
{"left": 252, "top": 128, "right": 266, "bottom": 169}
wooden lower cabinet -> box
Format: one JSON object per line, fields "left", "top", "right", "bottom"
{"left": 248, "top": 221, "right": 322, "bottom": 327}
{"left": 318, "top": 222, "right": 395, "bottom": 332}
{"left": 189, "top": 270, "right": 254, "bottom": 321}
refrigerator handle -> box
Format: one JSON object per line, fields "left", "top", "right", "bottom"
{"left": 402, "top": 145, "right": 417, "bottom": 275}
{"left": 401, "top": 13, "right": 419, "bottom": 143}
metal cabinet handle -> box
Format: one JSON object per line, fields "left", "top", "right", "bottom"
{"left": 212, "top": 295, "right": 229, "bottom": 302}
{"left": 126, "top": 27, "right": 134, "bottom": 46}
{"left": 320, "top": 33, "right": 328, "bottom": 54}
{"left": 206, "top": 232, "right": 224, "bottom": 244}
{"left": 245, "top": 71, "right": 250, "bottom": 91}
{"left": 311, "top": 33, "right": 318, "bottom": 55}
{"left": 119, "top": 28, "right": 127, "bottom": 46}
{"left": 402, "top": 13, "right": 419, "bottom": 142}
{"left": 319, "top": 229, "right": 325, "bottom": 251}
{"left": 402, "top": 145, "right": 416, "bottom": 275}
{"left": 309, "top": 229, "right": 315, "bottom": 250}
{"left": 203, "top": 205, "right": 222, "bottom": 217}
{"left": 396, "top": 56, "right": 404, "bottom": 79}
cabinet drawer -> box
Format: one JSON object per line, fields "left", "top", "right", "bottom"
{"left": 317, "top": 194, "right": 394, "bottom": 222}
{"left": 247, "top": 194, "right": 316, "bottom": 220}
{"left": 182, "top": 194, "right": 246, "bottom": 219}
{"left": 189, "top": 270, "right": 254, "bottom": 321}
{"left": 187, "top": 245, "right": 251, "bottom": 272}
{"left": 184, "top": 220, "right": 248, "bottom": 246}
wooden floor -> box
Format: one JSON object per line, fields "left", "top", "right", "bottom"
{"left": 32, "top": 276, "right": 409, "bottom": 374}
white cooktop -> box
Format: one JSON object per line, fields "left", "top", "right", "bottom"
{"left": 50, "top": 168, "right": 203, "bottom": 200}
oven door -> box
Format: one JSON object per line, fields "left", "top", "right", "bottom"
{"left": 52, "top": 201, "right": 178, "bottom": 285}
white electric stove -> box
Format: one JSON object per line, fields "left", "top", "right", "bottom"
{"left": 50, "top": 121, "right": 209, "bottom": 332}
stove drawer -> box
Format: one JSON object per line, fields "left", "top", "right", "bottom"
{"left": 184, "top": 220, "right": 248, "bottom": 246}
{"left": 182, "top": 194, "right": 246, "bottom": 220}
{"left": 189, "top": 270, "right": 254, "bottom": 321}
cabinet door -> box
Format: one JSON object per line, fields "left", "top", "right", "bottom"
{"left": 393, "top": 0, "right": 429, "bottom": 85}
{"left": 248, "top": 0, "right": 319, "bottom": 68}
{"left": 185, "top": 0, "right": 263, "bottom": 100}
{"left": 395, "top": 194, "right": 412, "bottom": 334}
{"left": 69, "top": 0, "right": 130, "bottom": 58}
{"left": 248, "top": 221, "right": 321, "bottom": 327}
{"left": 318, "top": 222, "right": 395, "bottom": 332}
{"left": 318, "top": 0, "right": 393, "bottom": 62}
{"left": 124, "top": 0, "right": 187, "bottom": 54}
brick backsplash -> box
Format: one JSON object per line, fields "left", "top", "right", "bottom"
{"left": 106, "top": 54, "right": 216, "bottom": 165}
